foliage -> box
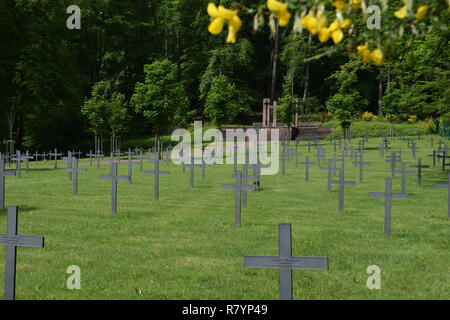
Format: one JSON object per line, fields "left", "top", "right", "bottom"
{"left": 131, "top": 59, "right": 190, "bottom": 134}
{"left": 277, "top": 73, "right": 298, "bottom": 126}
{"left": 204, "top": 74, "right": 253, "bottom": 126}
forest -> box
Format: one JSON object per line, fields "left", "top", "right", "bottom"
{"left": 0, "top": 0, "right": 449, "bottom": 151}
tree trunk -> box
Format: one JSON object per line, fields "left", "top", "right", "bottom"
{"left": 270, "top": 20, "right": 279, "bottom": 104}
{"left": 302, "top": 34, "right": 312, "bottom": 114}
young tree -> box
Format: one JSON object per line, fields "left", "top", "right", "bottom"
{"left": 204, "top": 74, "right": 253, "bottom": 127}
{"left": 326, "top": 60, "right": 368, "bottom": 138}
{"left": 131, "top": 59, "right": 189, "bottom": 151}
{"left": 277, "top": 73, "right": 298, "bottom": 134}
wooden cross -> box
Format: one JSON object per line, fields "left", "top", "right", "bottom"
{"left": 99, "top": 162, "right": 129, "bottom": 214}
{"left": 0, "top": 160, "right": 16, "bottom": 209}
{"left": 244, "top": 223, "right": 328, "bottom": 300}
{"left": 299, "top": 155, "right": 316, "bottom": 182}
{"left": 369, "top": 178, "right": 408, "bottom": 237}
{"left": 392, "top": 162, "right": 415, "bottom": 194}
{"left": 145, "top": 154, "right": 169, "bottom": 200}
{"left": 330, "top": 169, "right": 356, "bottom": 213}
{"left": 221, "top": 171, "right": 256, "bottom": 227}
{"left": 0, "top": 206, "right": 44, "bottom": 300}
{"left": 49, "top": 148, "right": 63, "bottom": 169}
{"left": 435, "top": 172, "right": 450, "bottom": 218}
{"left": 65, "top": 158, "right": 87, "bottom": 195}
{"left": 410, "top": 158, "right": 429, "bottom": 186}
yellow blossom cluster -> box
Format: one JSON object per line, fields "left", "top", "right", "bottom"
{"left": 394, "top": 0, "right": 429, "bottom": 20}
{"left": 357, "top": 44, "right": 383, "bottom": 66}
{"left": 207, "top": 3, "right": 242, "bottom": 44}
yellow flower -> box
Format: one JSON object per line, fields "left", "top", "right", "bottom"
{"left": 267, "top": 0, "right": 291, "bottom": 27}
{"left": 319, "top": 28, "right": 331, "bottom": 43}
{"left": 301, "top": 13, "right": 314, "bottom": 29}
{"left": 357, "top": 44, "right": 371, "bottom": 64}
{"left": 394, "top": 5, "right": 407, "bottom": 19}
{"left": 332, "top": 1, "right": 347, "bottom": 12}
{"left": 329, "top": 20, "right": 341, "bottom": 32}
{"left": 307, "top": 16, "right": 319, "bottom": 35}
{"left": 207, "top": 2, "right": 219, "bottom": 18}
{"left": 340, "top": 18, "right": 353, "bottom": 31}
{"left": 226, "top": 15, "right": 242, "bottom": 44}
{"left": 208, "top": 17, "right": 224, "bottom": 35}
{"left": 416, "top": 4, "right": 429, "bottom": 20}
{"left": 317, "top": 12, "right": 328, "bottom": 30}
{"left": 350, "top": 0, "right": 361, "bottom": 9}
{"left": 332, "top": 29, "right": 344, "bottom": 43}
{"left": 371, "top": 49, "right": 384, "bottom": 66}
{"left": 207, "top": 3, "right": 241, "bottom": 43}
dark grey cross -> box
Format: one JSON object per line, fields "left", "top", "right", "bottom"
{"left": 385, "top": 151, "right": 401, "bottom": 175}
{"left": 33, "top": 151, "right": 42, "bottom": 162}
{"left": 221, "top": 171, "right": 256, "bottom": 227}
{"left": 331, "top": 141, "right": 339, "bottom": 153}
{"left": 244, "top": 223, "right": 328, "bottom": 300}
{"left": 23, "top": 151, "right": 33, "bottom": 173}
{"left": 184, "top": 157, "right": 203, "bottom": 187}
{"left": 0, "top": 206, "right": 44, "bottom": 300}
{"left": 65, "top": 158, "right": 86, "bottom": 195}
{"left": 11, "top": 151, "right": 24, "bottom": 178}
{"left": 137, "top": 150, "right": 150, "bottom": 172}
{"left": 299, "top": 155, "right": 316, "bottom": 182}
{"left": 62, "top": 151, "right": 73, "bottom": 181}
{"left": 86, "top": 150, "right": 95, "bottom": 166}
{"left": 410, "top": 142, "right": 419, "bottom": 159}
{"left": 99, "top": 162, "right": 129, "bottom": 214}
{"left": 232, "top": 164, "right": 257, "bottom": 206}
{"left": 248, "top": 162, "right": 264, "bottom": 190}
{"left": 330, "top": 169, "right": 356, "bottom": 213}
{"left": 428, "top": 150, "right": 437, "bottom": 168}
{"left": 72, "top": 151, "right": 83, "bottom": 159}
{"left": 369, "top": 178, "right": 408, "bottom": 237}
{"left": 49, "top": 149, "right": 62, "bottom": 169}
{"left": 435, "top": 172, "right": 450, "bottom": 218}
{"left": 378, "top": 144, "right": 385, "bottom": 158}
{"left": 429, "top": 136, "right": 434, "bottom": 147}
{"left": 120, "top": 149, "right": 138, "bottom": 184}
{"left": 438, "top": 149, "right": 450, "bottom": 171}
{"left": 410, "top": 158, "right": 429, "bottom": 186}
{"left": 95, "top": 149, "right": 104, "bottom": 169}
{"left": 392, "top": 162, "right": 415, "bottom": 194}
{"left": 352, "top": 153, "right": 370, "bottom": 183}
{"left": 332, "top": 153, "right": 344, "bottom": 176}
{"left": 0, "top": 160, "right": 16, "bottom": 209}
{"left": 279, "top": 152, "right": 291, "bottom": 176}
{"left": 315, "top": 147, "right": 328, "bottom": 167}
{"left": 145, "top": 155, "right": 169, "bottom": 200}
{"left": 320, "top": 159, "right": 338, "bottom": 192}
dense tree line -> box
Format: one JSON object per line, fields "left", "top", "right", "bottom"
{"left": 0, "top": 0, "right": 448, "bottom": 152}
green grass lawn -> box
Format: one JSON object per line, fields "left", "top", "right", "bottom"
{"left": 0, "top": 135, "right": 448, "bottom": 300}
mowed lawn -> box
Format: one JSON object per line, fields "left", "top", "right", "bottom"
{"left": 0, "top": 135, "right": 448, "bottom": 300}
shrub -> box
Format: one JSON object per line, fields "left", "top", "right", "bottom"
{"left": 425, "top": 119, "right": 436, "bottom": 134}
{"left": 361, "top": 111, "right": 375, "bottom": 121}
{"left": 408, "top": 115, "right": 418, "bottom": 123}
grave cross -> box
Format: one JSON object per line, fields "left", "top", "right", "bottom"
{"left": 428, "top": 150, "right": 437, "bottom": 168}
{"left": 99, "top": 162, "right": 129, "bottom": 214}
{"left": 385, "top": 151, "right": 401, "bottom": 175}
{"left": 410, "top": 158, "right": 429, "bottom": 186}
{"left": 95, "top": 149, "right": 104, "bottom": 169}
{"left": 145, "top": 154, "right": 169, "bottom": 200}
{"left": 221, "top": 171, "right": 256, "bottom": 227}
{"left": 369, "top": 178, "right": 408, "bottom": 237}
{"left": 137, "top": 150, "right": 150, "bottom": 172}
{"left": 23, "top": 151, "right": 33, "bottom": 173}
{"left": 299, "top": 155, "right": 316, "bottom": 182}
{"left": 62, "top": 151, "right": 73, "bottom": 181}
{"left": 435, "top": 172, "right": 450, "bottom": 218}
{"left": 410, "top": 142, "right": 419, "bottom": 159}
{"left": 183, "top": 156, "right": 203, "bottom": 187}
{"left": 378, "top": 144, "right": 385, "bottom": 158}
{"left": 65, "top": 158, "right": 86, "bottom": 195}
{"left": 0, "top": 206, "right": 44, "bottom": 300}
{"left": 11, "top": 151, "right": 24, "bottom": 178}
{"left": 86, "top": 150, "right": 96, "bottom": 166}
{"left": 248, "top": 161, "right": 264, "bottom": 189}
{"left": 279, "top": 152, "right": 291, "bottom": 176}
{"left": 0, "top": 160, "right": 16, "bottom": 209}
{"left": 244, "top": 223, "right": 328, "bottom": 300}
{"left": 429, "top": 136, "right": 434, "bottom": 148}
{"left": 320, "top": 159, "right": 338, "bottom": 192}
{"left": 120, "top": 149, "right": 138, "bottom": 184}
{"left": 330, "top": 169, "right": 356, "bottom": 213}
{"left": 315, "top": 147, "right": 328, "bottom": 167}
{"left": 392, "top": 163, "right": 415, "bottom": 194}
{"left": 49, "top": 148, "right": 63, "bottom": 169}
{"left": 352, "top": 153, "right": 371, "bottom": 183}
